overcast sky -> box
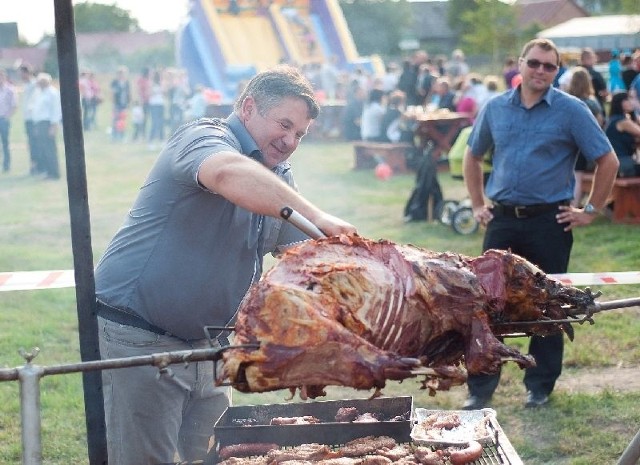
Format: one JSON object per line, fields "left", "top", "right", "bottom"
{"left": 4, "top": 0, "right": 190, "bottom": 44}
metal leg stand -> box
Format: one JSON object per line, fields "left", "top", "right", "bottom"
{"left": 618, "top": 427, "right": 640, "bottom": 465}
{"left": 18, "top": 348, "right": 44, "bottom": 465}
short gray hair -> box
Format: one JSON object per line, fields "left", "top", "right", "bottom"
{"left": 234, "top": 65, "right": 320, "bottom": 119}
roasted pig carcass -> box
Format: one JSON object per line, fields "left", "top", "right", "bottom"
{"left": 222, "top": 235, "right": 595, "bottom": 398}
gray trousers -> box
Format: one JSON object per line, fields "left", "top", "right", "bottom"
{"left": 98, "top": 317, "right": 231, "bottom": 465}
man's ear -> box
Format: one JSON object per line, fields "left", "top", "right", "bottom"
{"left": 240, "top": 96, "right": 256, "bottom": 120}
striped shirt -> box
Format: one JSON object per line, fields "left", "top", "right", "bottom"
{"left": 0, "top": 83, "right": 16, "bottom": 119}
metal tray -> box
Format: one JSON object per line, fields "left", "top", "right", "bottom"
{"left": 411, "top": 408, "right": 495, "bottom": 447}
{"left": 212, "top": 396, "right": 413, "bottom": 449}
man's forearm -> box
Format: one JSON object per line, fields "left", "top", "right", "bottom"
{"left": 463, "top": 149, "right": 486, "bottom": 208}
{"left": 588, "top": 152, "right": 619, "bottom": 211}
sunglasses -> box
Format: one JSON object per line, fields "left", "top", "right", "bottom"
{"left": 524, "top": 59, "right": 558, "bottom": 73}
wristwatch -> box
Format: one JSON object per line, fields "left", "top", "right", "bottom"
{"left": 583, "top": 203, "right": 598, "bottom": 215}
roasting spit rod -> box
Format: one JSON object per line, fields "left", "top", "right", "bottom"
{"left": 280, "top": 207, "right": 327, "bottom": 240}
{"left": 492, "top": 296, "right": 640, "bottom": 329}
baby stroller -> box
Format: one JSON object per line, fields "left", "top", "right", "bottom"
{"left": 437, "top": 126, "right": 492, "bottom": 235}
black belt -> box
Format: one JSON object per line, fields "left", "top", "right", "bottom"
{"left": 491, "top": 201, "right": 568, "bottom": 219}
{"left": 96, "top": 300, "right": 231, "bottom": 346}
{"left": 96, "top": 299, "right": 174, "bottom": 337}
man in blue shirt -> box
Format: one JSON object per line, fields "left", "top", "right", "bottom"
{"left": 462, "top": 38, "right": 619, "bottom": 410}
{"left": 95, "top": 66, "right": 357, "bottom": 464}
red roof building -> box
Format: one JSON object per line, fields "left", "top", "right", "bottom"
{"left": 0, "top": 46, "right": 48, "bottom": 74}
{"left": 514, "top": 0, "right": 589, "bottom": 30}
{"left": 74, "top": 30, "right": 174, "bottom": 56}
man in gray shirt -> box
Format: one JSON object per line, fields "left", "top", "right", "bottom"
{"left": 95, "top": 65, "right": 356, "bottom": 464}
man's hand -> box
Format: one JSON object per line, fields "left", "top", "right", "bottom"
{"left": 314, "top": 212, "right": 357, "bottom": 237}
{"left": 472, "top": 205, "right": 494, "bottom": 227}
{"left": 556, "top": 205, "right": 596, "bottom": 231}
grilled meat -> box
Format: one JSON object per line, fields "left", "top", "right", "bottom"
{"left": 218, "top": 457, "right": 270, "bottom": 465}
{"left": 270, "top": 416, "right": 320, "bottom": 425}
{"left": 353, "top": 413, "right": 379, "bottom": 423}
{"left": 267, "top": 443, "right": 339, "bottom": 463}
{"left": 338, "top": 436, "right": 397, "bottom": 457}
{"left": 420, "top": 413, "right": 461, "bottom": 431}
{"left": 335, "top": 407, "right": 359, "bottom": 422}
{"left": 223, "top": 235, "right": 595, "bottom": 398}
{"left": 219, "top": 443, "right": 280, "bottom": 460}
{"left": 413, "top": 447, "right": 446, "bottom": 465}
{"left": 375, "top": 444, "right": 413, "bottom": 461}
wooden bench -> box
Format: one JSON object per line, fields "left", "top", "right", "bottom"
{"left": 581, "top": 174, "right": 640, "bottom": 224}
{"left": 352, "top": 142, "right": 414, "bottom": 173}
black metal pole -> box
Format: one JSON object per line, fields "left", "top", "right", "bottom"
{"left": 52, "top": 1, "right": 107, "bottom": 464}
{"left": 618, "top": 427, "right": 640, "bottom": 465}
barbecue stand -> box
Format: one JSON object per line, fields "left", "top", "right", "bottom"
{"left": 206, "top": 398, "right": 524, "bottom": 465}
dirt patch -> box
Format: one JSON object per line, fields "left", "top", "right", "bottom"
{"left": 555, "top": 365, "right": 640, "bottom": 395}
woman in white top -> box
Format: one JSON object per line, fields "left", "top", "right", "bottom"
{"left": 360, "top": 88, "right": 386, "bottom": 141}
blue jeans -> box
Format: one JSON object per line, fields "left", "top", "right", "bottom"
{"left": 24, "top": 120, "right": 41, "bottom": 173}
{"left": 98, "top": 317, "right": 231, "bottom": 464}
{"left": 148, "top": 104, "right": 165, "bottom": 142}
{"left": 0, "top": 117, "right": 10, "bottom": 171}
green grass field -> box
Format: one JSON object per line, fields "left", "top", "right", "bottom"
{"left": 0, "top": 114, "right": 639, "bottom": 464}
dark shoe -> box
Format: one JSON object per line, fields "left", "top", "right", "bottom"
{"left": 525, "top": 391, "right": 549, "bottom": 408}
{"left": 462, "top": 395, "right": 491, "bottom": 410}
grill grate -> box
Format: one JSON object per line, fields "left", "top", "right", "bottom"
{"left": 478, "top": 415, "right": 523, "bottom": 465}
{"left": 206, "top": 436, "right": 520, "bottom": 465}
{"left": 476, "top": 442, "right": 505, "bottom": 464}
{"left": 203, "top": 400, "right": 522, "bottom": 465}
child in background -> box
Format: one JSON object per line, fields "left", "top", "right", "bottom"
{"left": 130, "top": 100, "right": 144, "bottom": 142}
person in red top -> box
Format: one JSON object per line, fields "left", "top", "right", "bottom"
{"left": 136, "top": 67, "right": 152, "bottom": 139}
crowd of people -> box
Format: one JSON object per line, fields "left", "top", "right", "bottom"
{"left": 0, "top": 65, "right": 62, "bottom": 179}
{"left": 10, "top": 65, "right": 62, "bottom": 180}
{"left": 1, "top": 45, "right": 638, "bottom": 185}
{"left": 554, "top": 48, "right": 640, "bottom": 187}
{"left": 326, "top": 49, "right": 502, "bottom": 148}
{"left": 85, "top": 47, "right": 639, "bottom": 176}
{"left": 87, "top": 65, "right": 210, "bottom": 149}
{"left": 68, "top": 49, "right": 498, "bottom": 151}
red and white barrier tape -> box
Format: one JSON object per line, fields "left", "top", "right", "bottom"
{"left": 551, "top": 272, "right": 640, "bottom": 286}
{"left": 0, "top": 270, "right": 639, "bottom": 292}
{"left": 0, "top": 270, "right": 75, "bottom": 292}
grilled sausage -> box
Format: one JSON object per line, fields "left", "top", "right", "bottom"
{"left": 448, "top": 440, "right": 483, "bottom": 464}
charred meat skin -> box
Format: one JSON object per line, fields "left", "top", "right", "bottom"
{"left": 223, "top": 235, "right": 594, "bottom": 398}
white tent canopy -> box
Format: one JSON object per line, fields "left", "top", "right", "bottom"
{"left": 538, "top": 15, "right": 640, "bottom": 51}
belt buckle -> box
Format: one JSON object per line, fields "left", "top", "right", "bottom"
{"left": 514, "top": 206, "right": 528, "bottom": 218}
